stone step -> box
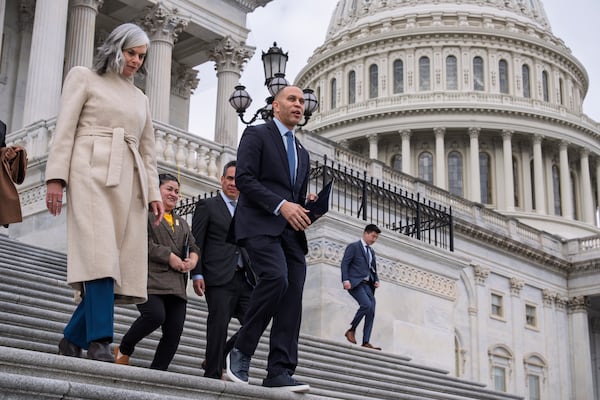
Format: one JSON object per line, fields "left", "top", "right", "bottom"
{"left": 0, "top": 234, "right": 521, "bottom": 400}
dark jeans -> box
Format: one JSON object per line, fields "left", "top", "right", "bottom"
{"left": 348, "top": 281, "right": 376, "bottom": 344}
{"left": 120, "top": 293, "right": 187, "bottom": 370}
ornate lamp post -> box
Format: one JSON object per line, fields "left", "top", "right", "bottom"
{"left": 228, "top": 42, "right": 318, "bottom": 126}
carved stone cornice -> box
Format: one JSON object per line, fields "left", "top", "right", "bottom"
{"left": 139, "top": 2, "right": 189, "bottom": 44}
{"left": 171, "top": 61, "right": 199, "bottom": 99}
{"left": 226, "top": 0, "right": 271, "bottom": 13}
{"left": 209, "top": 36, "right": 255, "bottom": 74}
{"left": 307, "top": 238, "right": 457, "bottom": 299}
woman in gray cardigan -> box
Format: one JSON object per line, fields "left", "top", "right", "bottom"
{"left": 114, "top": 173, "right": 200, "bottom": 370}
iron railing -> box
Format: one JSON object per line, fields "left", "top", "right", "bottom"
{"left": 174, "top": 155, "right": 453, "bottom": 251}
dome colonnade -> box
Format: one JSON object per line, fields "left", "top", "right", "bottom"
{"left": 296, "top": 0, "right": 600, "bottom": 236}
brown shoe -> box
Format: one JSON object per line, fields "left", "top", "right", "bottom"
{"left": 344, "top": 329, "right": 357, "bottom": 344}
{"left": 201, "top": 359, "right": 206, "bottom": 369}
{"left": 361, "top": 343, "right": 382, "bottom": 350}
{"left": 114, "top": 346, "right": 129, "bottom": 365}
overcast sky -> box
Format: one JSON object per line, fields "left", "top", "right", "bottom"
{"left": 189, "top": 0, "right": 600, "bottom": 141}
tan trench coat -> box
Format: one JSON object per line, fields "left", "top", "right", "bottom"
{"left": 45, "top": 66, "right": 161, "bottom": 304}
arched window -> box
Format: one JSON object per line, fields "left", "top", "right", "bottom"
{"left": 542, "top": 70, "right": 549, "bottom": 101}
{"left": 369, "top": 64, "right": 378, "bottom": 98}
{"left": 473, "top": 56, "right": 484, "bottom": 91}
{"left": 480, "top": 152, "right": 492, "bottom": 204}
{"left": 552, "top": 165, "right": 561, "bottom": 215}
{"left": 499, "top": 59, "right": 509, "bottom": 94}
{"left": 489, "top": 345, "right": 513, "bottom": 392}
{"left": 448, "top": 151, "right": 463, "bottom": 196}
{"left": 418, "top": 151, "right": 433, "bottom": 184}
{"left": 559, "top": 78, "right": 565, "bottom": 105}
{"left": 393, "top": 59, "right": 404, "bottom": 93}
{"left": 419, "top": 56, "right": 431, "bottom": 91}
{"left": 330, "top": 78, "right": 337, "bottom": 109}
{"left": 348, "top": 70, "right": 356, "bottom": 104}
{"left": 392, "top": 154, "right": 402, "bottom": 172}
{"left": 522, "top": 64, "right": 531, "bottom": 98}
{"left": 524, "top": 354, "right": 546, "bottom": 400}
{"left": 446, "top": 55, "right": 458, "bottom": 90}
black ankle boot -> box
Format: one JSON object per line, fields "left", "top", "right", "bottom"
{"left": 58, "top": 337, "right": 82, "bottom": 358}
{"left": 87, "top": 341, "right": 114, "bottom": 362}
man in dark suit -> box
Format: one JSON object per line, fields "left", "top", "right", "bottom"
{"left": 225, "top": 86, "right": 315, "bottom": 393}
{"left": 341, "top": 224, "right": 382, "bottom": 350}
{"left": 191, "top": 160, "right": 254, "bottom": 380}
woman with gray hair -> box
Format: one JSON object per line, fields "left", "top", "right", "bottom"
{"left": 45, "top": 23, "right": 164, "bottom": 362}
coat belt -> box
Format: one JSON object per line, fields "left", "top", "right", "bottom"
{"left": 76, "top": 127, "right": 148, "bottom": 206}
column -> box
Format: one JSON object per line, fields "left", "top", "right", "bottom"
{"left": 559, "top": 141, "right": 574, "bottom": 219}
{"left": 509, "top": 278, "right": 525, "bottom": 394}
{"left": 171, "top": 61, "right": 199, "bottom": 131}
{"left": 469, "top": 127, "right": 481, "bottom": 203}
{"left": 434, "top": 127, "right": 446, "bottom": 189}
{"left": 140, "top": 2, "right": 188, "bottom": 123}
{"left": 472, "top": 264, "right": 490, "bottom": 381}
{"left": 596, "top": 161, "right": 600, "bottom": 225}
{"left": 580, "top": 149, "right": 594, "bottom": 224}
{"left": 532, "top": 135, "right": 546, "bottom": 214}
{"left": 0, "top": 0, "right": 5, "bottom": 59}
{"left": 210, "top": 36, "right": 254, "bottom": 148}
{"left": 64, "top": 0, "right": 104, "bottom": 72}
{"left": 568, "top": 296, "right": 594, "bottom": 400}
{"left": 400, "top": 129, "right": 412, "bottom": 175}
{"left": 22, "top": 0, "right": 69, "bottom": 125}
{"left": 366, "top": 134, "right": 379, "bottom": 160}
{"left": 10, "top": 1, "right": 35, "bottom": 130}
{"left": 502, "top": 130, "right": 515, "bottom": 211}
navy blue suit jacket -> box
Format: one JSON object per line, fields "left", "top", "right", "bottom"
{"left": 341, "top": 240, "right": 379, "bottom": 289}
{"left": 232, "top": 120, "right": 310, "bottom": 253}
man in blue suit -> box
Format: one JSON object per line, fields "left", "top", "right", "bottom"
{"left": 226, "top": 85, "right": 315, "bottom": 393}
{"left": 341, "top": 224, "right": 382, "bottom": 350}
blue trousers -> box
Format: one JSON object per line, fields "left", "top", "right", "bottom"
{"left": 63, "top": 278, "right": 114, "bottom": 350}
{"left": 348, "top": 281, "right": 376, "bottom": 344}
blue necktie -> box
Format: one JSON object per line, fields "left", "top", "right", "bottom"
{"left": 285, "top": 131, "right": 296, "bottom": 185}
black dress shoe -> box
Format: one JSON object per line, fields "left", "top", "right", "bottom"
{"left": 87, "top": 341, "right": 114, "bottom": 362}
{"left": 58, "top": 337, "right": 82, "bottom": 358}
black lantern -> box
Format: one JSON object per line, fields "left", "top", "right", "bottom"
{"left": 262, "top": 42, "right": 288, "bottom": 86}
{"left": 230, "top": 42, "right": 318, "bottom": 126}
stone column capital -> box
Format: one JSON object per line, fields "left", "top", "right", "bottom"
{"left": 70, "top": 0, "right": 104, "bottom": 10}
{"left": 19, "top": 0, "right": 36, "bottom": 31}
{"left": 509, "top": 277, "right": 524, "bottom": 296}
{"left": 434, "top": 127, "right": 446, "bottom": 137}
{"left": 542, "top": 289, "right": 556, "bottom": 307}
{"left": 210, "top": 36, "right": 255, "bottom": 74}
{"left": 366, "top": 134, "right": 378, "bottom": 143}
{"left": 139, "top": 2, "right": 189, "bottom": 45}
{"left": 532, "top": 134, "right": 543, "bottom": 145}
{"left": 468, "top": 127, "right": 480, "bottom": 138}
{"left": 399, "top": 129, "right": 411, "bottom": 139}
{"left": 171, "top": 61, "right": 199, "bottom": 99}
{"left": 568, "top": 296, "right": 588, "bottom": 314}
{"left": 501, "top": 129, "right": 513, "bottom": 139}
{"left": 580, "top": 147, "right": 590, "bottom": 157}
{"left": 472, "top": 264, "right": 490, "bottom": 286}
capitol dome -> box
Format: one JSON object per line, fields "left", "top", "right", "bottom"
{"left": 296, "top": 0, "right": 599, "bottom": 238}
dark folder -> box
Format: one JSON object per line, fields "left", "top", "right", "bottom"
{"left": 306, "top": 180, "right": 333, "bottom": 223}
